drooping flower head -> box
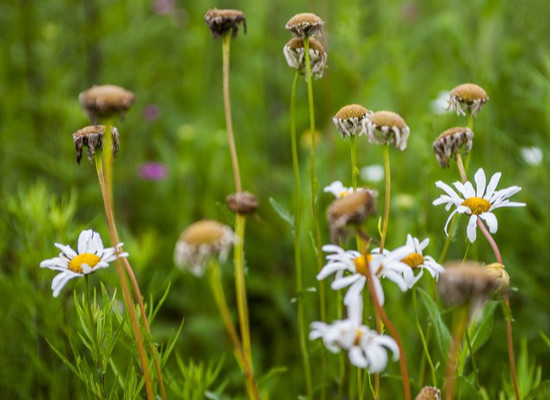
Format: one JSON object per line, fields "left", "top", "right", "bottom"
{"left": 79, "top": 84, "right": 135, "bottom": 123}
{"left": 446, "top": 83, "right": 489, "bottom": 117}
{"left": 204, "top": 9, "right": 246, "bottom": 38}
{"left": 72, "top": 125, "right": 120, "bottom": 164}
{"left": 327, "top": 189, "right": 377, "bottom": 242}
{"left": 318, "top": 244, "right": 416, "bottom": 306}
{"left": 309, "top": 297, "right": 399, "bottom": 372}
{"left": 363, "top": 111, "right": 410, "bottom": 151}
{"left": 433, "top": 127, "right": 474, "bottom": 168}
{"left": 433, "top": 168, "right": 525, "bottom": 242}
{"left": 174, "top": 220, "right": 235, "bottom": 276}
{"left": 226, "top": 191, "right": 259, "bottom": 215}
{"left": 332, "top": 104, "right": 372, "bottom": 139}
{"left": 283, "top": 37, "right": 327, "bottom": 79}
{"left": 285, "top": 13, "right": 324, "bottom": 38}
{"left": 40, "top": 230, "right": 127, "bottom": 297}
{"left": 483, "top": 263, "right": 510, "bottom": 296}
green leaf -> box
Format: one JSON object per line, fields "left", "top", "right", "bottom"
{"left": 417, "top": 287, "right": 451, "bottom": 359}
{"left": 455, "top": 375, "right": 481, "bottom": 400}
{"left": 539, "top": 331, "right": 550, "bottom": 350}
{"left": 269, "top": 197, "right": 294, "bottom": 228}
{"left": 470, "top": 301, "right": 498, "bottom": 352}
{"left": 46, "top": 338, "right": 81, "bottom": 378}
{"left": 525, "top": 380, "right": 550, "bottom": 399}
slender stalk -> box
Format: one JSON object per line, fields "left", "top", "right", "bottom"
{"left": 413, "top": 288, "right": 437, "bottom": 386}
{"left": 464, "top": 328, "right": 480, "bottom": 388}
{"left": 456, "top": 154, "right": 467, "bottom": 184}
{"left": 94, "top": 154, "right": 155, "bottom": 400}
{"left": 444, "top": 307, "right": 469, "bottom": 400}
{"left": 379, "top": 145, "right": 391, "bottom": 252}
{"left": 350, "top": 135, "right": 358, "bottom": 191}
{"left": 290, "top": 70, "right": 314, "bottom": 400}
{"left": 85, "top": 276, "right": 106, "bottom": 400}
{"left": 208, "top": 260, "right": 260, "bottom": 399}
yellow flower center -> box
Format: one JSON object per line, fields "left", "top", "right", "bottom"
{"left": 68, "top": 253, "right": 101, "bottom": 274}
{"left": 402, "top": 253, "right": 425, "bottom": 269}
{"left": 354, "top": 329, "right": 363, "bottom": 346}
{"left": 340, "top": 191, "right": 349, "bottom": 197}
{"left": 354, "top": 254, "right": 373, "bottom": 275}
{"left": 461, "top": 197, "right": 491, "bottom": 215}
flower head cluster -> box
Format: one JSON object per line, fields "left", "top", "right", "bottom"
{"left": 332, "top": 104, "right": 372, "bottom": 138}
{"left": 433, "top": 168, "right": 525, "bottom": 242}
{"left": 446, "top": 83, "right": 489, "bottom": 117}
{"left": 40, "top": 230, "right": 127, "bottom": 297}
{"left": 283, "top": 37, "right": 327, "bottom": 79}
{"left": 363, "top": 111, "right": 410, "bottom": 150}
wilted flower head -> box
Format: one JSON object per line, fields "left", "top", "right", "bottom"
{"left": 79, "top": 84, "right": 135, "bottom": 123}
{"left": 446, "top": 83, "right": 489, "bottom": 117}
{"left": 415, "top": 386, "right": 441, "bottom": 400}
{"left": 483, "top": 263, "right": 510, "bottom": 296}
{"left": 363, "top": 111, "right": 410, "bottom": 150}
{"left": 72, "top": 125, "right": 120, "bottom": 164}
{"left": 433, "top": 168, "right": 525, "bottom": 243}
{"left": 226, "top": 191, "right": 259, "bottom": 215}
{"left": 327, "top": 189, "right": 377, "bottom": 242}
{"left": 285, "top": 13, "right": 324, "bottom": 38}
{"left": 332, "top": 104, "right": 372, "bottom": 139}
{"left": 204, "top": 9, "right": 246, "bottom": 38}
{"left": 40, "top": 230, "right": 127, "bottom": 297}
{"left": 174, "top": 220, "right": 235, "bottom": 276}
{"left": 433, "top": 127, "right": 474, "bottom": 168}
{"left": 283, "top": 37, "right": 327, "bottom": 79}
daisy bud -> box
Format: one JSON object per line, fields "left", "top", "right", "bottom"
{"left": 484, "top": 263, "right": 510, "bottom": 297}
{"left": 72, "top": 125, "right": 120, "bottom": 164}
{"left": 363, "top": 111, "right": 410, "bottom": 150}
{"left": 283, "top": 37, "right": 327, "bottom": 79}
{"left": 226, "top": 191, "right": 259, "bottom": 215}
{"left": 332, "top": 104, "right": 372, "bottom": 139}
{"left": 433, "top": 127, "right": 474, "bottom": 168}
{"left": 285, "top": 13, "right": 324, "bottom": 38}
{"left": 446, "top": 83, "right": 489, "bottom": 117}
{"left": 415, "top": 386, "right": 441, "bottom": 400}
{"left": 79, "top": 84, "right": 135, "bottom": 123}
{"left": 174, "top": 220, "right": 235, "bottom": 276}
{"left": 327, "top": 189, "right": 377, "bottom": 242}
{"left": 204, "top": 9, "right": 246, "bottom": 38}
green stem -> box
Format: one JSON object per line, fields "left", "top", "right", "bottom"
{"left": 464, "top": 328, "right": 480, "bottom": 388}
{"left": 413, "top": 288, "right": 437, "bottom": 386}
{"left": 85, "top": 276, "right": 106, "bottom": 400}
{"left": 379, "top": 144, "right": 391, "bottom": 252}
{"left": 350, "top": 135, "right": 358, "bottom": 191}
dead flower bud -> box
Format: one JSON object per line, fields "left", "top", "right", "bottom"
{"left": 283, "top": 37, "right": 327, "bottom": 79}
{"left": 285, "top": 13, "right": 324, "bottom": 38}
{"left": 433, "top": 127, "right": 474, "bottom": 168}
{"left": 446, "top": 83, "right": 489, "bottom": 117}
{"left": 204, "top": 9, "right": 246, "bottom": 38}
{"left": 226, "top": 191, "right": 259, "bottom": 215}
{"left": 484, "top": 263, "right": 510, "bottom": 297}
{"left": 415, "top": 386, "right": 441, "bottom": 400}
{"left": 327, "top": 189, "right": 377, "bottom": 242}
{"left": 72, "top": 125, "right": 120, "bottom": 164}
{"left": 333, "top": 104, "right": 372, "bottom": 139}
{"left": 79, "top": 84, "right": 135, "bottom": 123}
{"left": 363, "top": 111, "right": 410, "bottom": 150}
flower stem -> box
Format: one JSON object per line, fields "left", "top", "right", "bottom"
{"left": 350, "top": 135, "right": 358, "bottom": 191}
{"left": 379, "top": 145, "right": 391, "bottom": 252}
{"left": 464, "top": 328, "right": 480, "bottom": 388}
{"left": 85, "top": 276, "right": 107, "bottom": 400}
{"left": 444, "top": 307, "right": 469, "bottom": 400}
{"left": 290, "top": 70, "right": 315, "bottom": 400}
{"left": 95, "top": 152, "right": 157, "bottom": 400}
{"left": 456, "top": 153, "right": 467, "bottom": 184}
{"left": 413, "top": 288, "right": 437, "bottom": 386}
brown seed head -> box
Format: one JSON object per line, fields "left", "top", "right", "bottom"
{"left": 433, "top": 126, "right": 474, "bottom": 168}
{"left": 335, "top": 104, "right": 370, "bottom": 120}
{"left": 226, "top": 191, "right": 260, "bottom": 215}
{"left": 283, "top": 37, "right": 327, "bottom": 79}
{"left": 79, "top": 85, "right": 135, "bottom": 123}
{"left": 327, "top": 189, "right": 377, "bottom": 242}
{"left": 285, "top": 13, "right": 324, "bottom": 38}
{"left": 368, "top": 111, "right": 408, "bottom": 130}
{"left": 72, "top": 125, "right": 120, "bottom": 164}
{"left": 415, "top": 386, "right": 441, "bottom": 400}
{"left": 484, "top": 263, "right": 510, "bottom": 296}
{"left": 180, "top": 220, "right": 227, "bottom": 245}
{"left": 204, "top": 9, "right": 246, "bottom": 38}
{"left": 333, "top": 104, "right": 372, "bottom": 138}
{"left": 450, "top": 83, "right": 488, "bottom": 104}
{"left": 364, "top": 111, "right": 410, "bottom": 150}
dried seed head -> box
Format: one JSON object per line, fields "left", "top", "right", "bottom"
{"left": 226, "top": 191, "right": 260, "bottom": 215}
{"left": 285, "top": 13, "right": 324, "bottom": 38}
{"left": 415, "top": 386, "right": 441, "bottom": 400}
{"left": 327, "top": 189, "right": 377, "bottom": 242}
{"left": 447, "top": 83, "right": 489, "bottom": 117}
{"left": 79, "top": 85, "right": 135, "bottom": 123}
{"left": 438, "top": 261, "right": 499, "bottom": 314}
{"left": 283, "top": 37, "right": 328, "bottom": 79}
{"left": 363, "top": 111, "right": 410, "bottom": 150}
{"left": 204, "top": 9, "right": 246, "bottom": 38}
{"left": 333, "top": 104, "right": 372, "bottom": 139}
{"left": 72, "top": 125, "right": 120, "bottom": 164}
{"left": 433, "top": 127, "right": 474, "bottom": 168}
{"left": 174, "top": 220, "right": 235, "bottom": 276}
{"left": 484, "top": 263, "right": 510, "bottom": 297}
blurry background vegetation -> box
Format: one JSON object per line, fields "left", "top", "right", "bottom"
{"left": 0, "top": 0, "right": 549, "bottom": 398}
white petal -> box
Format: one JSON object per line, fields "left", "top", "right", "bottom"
{"left": 78, "top": 230, "right": 104, "bottom": 254}
{"left": 349, "top": 347, "right": 368, "bottom": 368}
{"left": 365, "top": 344, "right": 388, "bottom": 373}
{"left": 317, "top": 263, "right": 344, "bottom": 281}
{"left": 480, "top": 212, "right": 498, "bottom": 233}
{"left": 474, "top": 168, "right": 487, "bottom": 197}
{"left": 485, "top": 172, "right": 502, "bottom": 199}
{"left": 54, "top": 243, "right": 77, "bottom": 259}
{"left": 51, "top": 271, "right": 80, "bottom": 297}
{"left": 40, "top": 257, "right": 68, "bottom": 270}
{"left": 443, "top": 209, "right": 459, "bottom": 236}
{"left": 466, "top": 215, "right": 478, "bottom": 243}
{"left": 372, "top": 276, "right": 385, "bottom": 305}
{"left": 343, "top": 279, "right": 366, "bottom": 306}
{"left": 435, "top": 181, "right": 462, "bottom": 203}
{"left": 332, "top": 274, "right": 361, "bottom": 290}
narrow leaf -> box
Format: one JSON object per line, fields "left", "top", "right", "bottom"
{"left": 418, "top": 287, "right": 451, "bottom": 359}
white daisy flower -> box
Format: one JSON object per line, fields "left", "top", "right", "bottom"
{"left": 309, "top": 297, "right": 399, "bottom": 372}
{"left": 433, "top": 168, "right": 526, "bottom": 243}
{"left": 318, "top": 244, "right": 415, "bottom": 306}
{"left": 40, "top": 230, "right": 127, "bottom": 297}
{"left": 324, "top": 180, "right": 353, "bottom": 198}
{"left": 520, "top": 146, "right": 543, "bottom": 166}
{"left": 396, "top": 235, "right": 445, "bottom": 282}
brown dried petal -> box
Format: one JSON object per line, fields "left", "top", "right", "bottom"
{"left": 204, "top": 9, "right": 246, "bottom": 38}
{"left": 327, "top": 190, "right": 377, "bottom": 242}
{"left": 72, "top": 125, "right": 120, "bottom": 164}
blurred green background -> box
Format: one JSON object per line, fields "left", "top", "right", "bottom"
{"left": 1, "top": 0, "right": 549, "bottom": 398}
